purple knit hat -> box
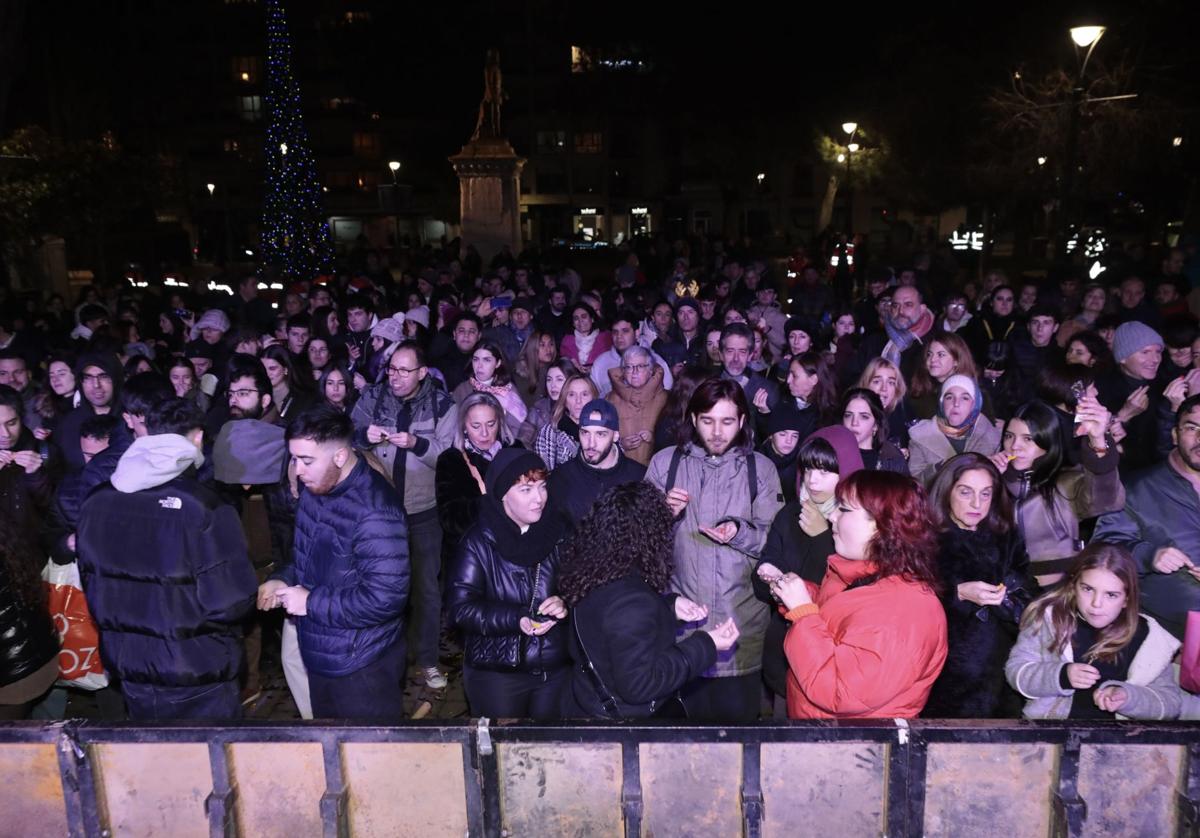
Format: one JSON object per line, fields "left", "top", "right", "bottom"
{"left": 797, "top": 425, "right": 865, "bottom": 498}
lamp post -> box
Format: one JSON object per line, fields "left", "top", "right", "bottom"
{"left": 387, "top": 161, "right": 402, "bottom": 252}
{"left": 1058, "top": 24, "right": 1105, "bottom": 259}
{"left": 842, "top": 122, "right": 858, "bottom": 235}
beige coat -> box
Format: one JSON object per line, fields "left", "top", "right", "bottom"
{"left": 606, "top": 366, "right": 667, "bottom": 466}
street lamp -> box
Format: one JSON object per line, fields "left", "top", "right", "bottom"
{"left": 1069, "top": 26, "right": 1105, "bottom": 49}
{"left": 388, "top": 160, "right": 401, "bottom": 182}
{"left": 755, "top": 172, "right": 766, "bottom": 185}
{"left": 841, "top": 122, "right": 857, "bottom": 136}
{"left": 386, "top": 161, "right": 402, "bottom": 252}
{"left": 1058, "top": 23, "right": 1106, "bottom": 258}
{"left": 1037, "top": 156, "right": 1047, "bottom": 166}
{"left": 1173, "top": 136, "right": 1184, "bottom": 148}
{"left": 206, "top": 183, "right": 215, "bottom": 196}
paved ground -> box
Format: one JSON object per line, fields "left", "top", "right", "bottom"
{"left": 51, "top": 627, "right": 471, "bottom": 722}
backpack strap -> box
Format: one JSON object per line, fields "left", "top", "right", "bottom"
{"left": 664, "top": 445, "right": 685, "bottom": 494}
{"left": 746, "top": 451, "right": 758, "bottom": 505}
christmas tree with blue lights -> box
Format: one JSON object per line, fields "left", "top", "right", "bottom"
{"left": 260, "top": 0, "right": 333, "bottom": 280}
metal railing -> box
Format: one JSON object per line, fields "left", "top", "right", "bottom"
{"left": 2, "top": 718, "right": 1199, "bottom": 837}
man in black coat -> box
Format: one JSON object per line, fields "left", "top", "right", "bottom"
{"left": 55, "top": 351, "right": 129, "bottom": 472}
{"left": 78, "top": 398, "right": 257, "bottom": 720}
{"left": 547, "top": 399, "right": 645, "bottom": 523}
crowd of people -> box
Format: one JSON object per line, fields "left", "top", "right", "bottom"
{"left": 2, "top": 236, "right": 1200, "bottom": 723}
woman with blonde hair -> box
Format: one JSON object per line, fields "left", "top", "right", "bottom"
{"left": 534, "top": 372, "right": 598, "bottom": 469}
{"left": 858, "top": 356, "right": 915, "bottom": 449}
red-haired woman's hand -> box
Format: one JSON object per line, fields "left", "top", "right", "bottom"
{"left": 771, "top": 573, "right": 812, "bottom": 610}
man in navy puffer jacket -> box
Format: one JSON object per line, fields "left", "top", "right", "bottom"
{"left": 262, "top": 406, "right": 410, "bottom": 719}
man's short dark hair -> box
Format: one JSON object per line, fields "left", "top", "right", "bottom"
{"left": 0, "top": 347, "right": 27, "bottom": 367}
{"left": 1027, "top": 303, "right": 1061, "bottom": 323}
{"left": 80, "top": 414, "right": 121, "bottom": 442}
{"left": 122, "top": 372, "right": 174, "bottom": 418}
{"left": 719, "top": 322, "right": 754, "bottom": 348}
{"left": 390, "top": 339, "right": 427, "bottom": 368}
{"left": 226, "top": 353, "right": 272, "bottom": 404}
{"left": 344, "top": 297, "right": 373, "bottom": 315}
{"left": 285, "top": 405, "right": 353, "bottom": 446}
{"left": 452, "top": 312, "right": 483, "bottom": 332}
{"left": 287, "top": 313, "right": 311, "bottom": 331}
{"left": 146, "top": 397, "right": 205, "bottom": 437}
{"left": 1177, "top": 394, "right": 1200, "bottom": 428}
{"left": 611, "top": 309, "right": 640, "bottom": 330}
{"left": 0, "top": 383, "right": 22, "bottom": 418}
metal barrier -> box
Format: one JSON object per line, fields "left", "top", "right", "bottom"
{"left": 1, "top": 719, "right": 1199, "bottom": 837}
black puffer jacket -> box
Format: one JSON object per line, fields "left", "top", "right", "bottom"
{"left": 0, "top": 570, "right": 58, "bottom": 689}
{"left": 445, "top": 501, "right": 570, "bottom": 674}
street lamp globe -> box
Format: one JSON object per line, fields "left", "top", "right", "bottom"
{"left": 388, "top": 161, "right": 401, "bottom": 173}
{"left": 847, "top": 142, "right": 860, "bottom": 153}
{"left": 1173, "top": 137, "right": 1184, "bottom": 148}
{"left": 841, "top": 122, "right": 857, "bottom": 136}
{"left": 206, "top": 183, "right": 216, "bottom": 196}
{"left": 1070, "top": 26, "right": 1105, "bottom": 48}
{"left": 1037, "top": 156, "right": 1047, "bottom": 166}
{"left": 836, "top": 153, "right": 846, "bottom": 163}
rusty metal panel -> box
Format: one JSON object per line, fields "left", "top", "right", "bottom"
{"left": 93, "top": 743, "right": 210, "bottom": 838}
{"left": 640, "top": 743, "right": 742, "bottom": 837}
{"left": 342, "top": 742, "right": 470, "bottom": 837}
{"left": 497, "top": 742, "right": 622, "bottom": 836}
{"left": 923, "top": 743, "right": 1056, "bottom": 837}
{"left": 0, "top": 743, "right": 69, "bottom": 837}
{"left": 760, "top": 742, "right": 885, "bottom": 837}
{"left": 1079, "top": 743, "right": 1185, "bottom": 837}
{"left": 228, "top": 742, "right": 325, "bottom": 837}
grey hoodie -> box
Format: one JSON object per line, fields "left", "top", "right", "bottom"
{"left": 110, "top": 434, "right": 205, "bottom": 494}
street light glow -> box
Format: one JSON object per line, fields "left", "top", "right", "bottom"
{"left": 388, "top": 160, "right": 401, "bottom": 172}
{"left": 836, "top": 153, "right": 846, "bottom": 163}
{"left": 1037, "top": 157, "right": 1047, "bottom": 166}
{"left": 280, "top": 142, "right": 288, "bottom": 155}
{"left": 841, "top": 122, "right": 857, "bottom": 136}
{"left": 206, "top": 183, "right": 215, "bottom": 195}
{"left": 847, "top": 142, "right": 860, "bottom": 153}
{"left": 756, "top": 172, "right": 765, "bottom": 184}
{"left": 1173, "top": 136, "right": 1184, "bottom": 148}
{"left": 1070, "top": 26, "right": 1105, "bottom": 48}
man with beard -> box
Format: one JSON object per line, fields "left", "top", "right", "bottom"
{"left": 645, "top": 379, "right": 783, "bottom": 721}
{"left": 212, "top": 353, "right": 301, "bottom": 708}
{"left": 857, "top": 284, "right": 936, "bottom": 379}
{"left": 260, "top": 406, "right": 409, "bottom": 719}
{"left": 56, "top": 351, "right": 129, "bottom": 471}
{"left": 1094, "top": 395, "right": 1200, "bottom": 638}
{"left": 547, "top": 399, "right": 645, "bottom": 523}
{"left": 720, "top": 323, "right": 778, "bottom": 415}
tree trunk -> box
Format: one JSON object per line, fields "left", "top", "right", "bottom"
{"left": 817, "top": 174, "right": 839, "bottom": 234}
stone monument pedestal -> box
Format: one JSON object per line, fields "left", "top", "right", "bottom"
{"left": 449, "top": 136, "right": 525, "bottom": 264}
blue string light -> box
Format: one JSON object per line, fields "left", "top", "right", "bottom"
{"left": 260, "top": 0, "right": 333, "bottom": 281}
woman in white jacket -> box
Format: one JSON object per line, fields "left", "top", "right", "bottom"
{"left": 1005, "top": 543, "right": 1183, "bottom": 720}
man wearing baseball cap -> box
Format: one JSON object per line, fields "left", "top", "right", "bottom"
{"left": 547, "top": 398, "right": 645, "bottom": 523}
{"left": 1097, "top": 320, "right": 1167, "bottom": 471}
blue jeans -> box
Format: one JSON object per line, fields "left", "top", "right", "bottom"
{"left": 407, "top": 509, "right": 443, "bottom": 668}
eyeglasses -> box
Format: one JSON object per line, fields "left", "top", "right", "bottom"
{"left": 387, "top": 366, "right": 421, "bottom": 376}
{"left": 81, "top": 373, "right": 112, "bottom": 385}
{"left": 623, "top": 364, "right": 651, "bottom": 373}
{"left": 228, "top": 389, "right": 259, "bottom": 399}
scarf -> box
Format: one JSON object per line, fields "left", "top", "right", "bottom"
{"left": 936, "top": 374, "right": 983, "bottom": 438}
{"left": 466, "top": 439, "right": 503, "bottom": 461}
{"left": 881, "top": 307, "right": 934, "bottom": 366}
{"left": 478, "top": 495, "right": 566, "bottom": 567}
{"left": 573, "top": 329, "right": 598, "bottom": 362}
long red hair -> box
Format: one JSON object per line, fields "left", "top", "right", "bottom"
{"left": 837, "top": 470, "right": 941, "bottom": 590}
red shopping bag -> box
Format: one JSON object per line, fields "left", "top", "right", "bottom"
{"left": 42, "top": 561, "right": 109, "bottom": 690}
{"left": 1181, "top": 611, "right": 1200, "bottom": 694}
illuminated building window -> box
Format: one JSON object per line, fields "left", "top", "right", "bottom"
{"left": 344, "top": 11, "right": 372, "bottom": 23}
{"left": 237, "top": 95, "right": 262, "bottom": 122}
{"left": 231, "top": 56, "right": 260, "bottom": 84}
{"left": 574, "top": 132, "right": 602, "bottom": 154}
{"left": 223, "top": 139, "right": 240, "bottom": 153}
{"left": 352, "top": 132, "right": 381, "bottom": 158}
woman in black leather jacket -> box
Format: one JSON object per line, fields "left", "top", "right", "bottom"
{"left": 0, "top": 468, "right": 60, "bottom": 719}
{"left": 922, "top": 453, "right": 1034, "bottom": 718}
{"left": 445, "top": 449, "right": 571, "bottom": 718}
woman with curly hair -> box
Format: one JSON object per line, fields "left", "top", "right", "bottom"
{"left": 558, "top": 482, "right": 739, "bottom": 719}
{"left": 769, "top": 470, "right": 948, "bottom": 718}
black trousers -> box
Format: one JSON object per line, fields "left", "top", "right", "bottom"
{"left": 122, "top": 680, "right": 241, "bottom": 722}
{"left": 463, "top": 665, "right": 567, "bottom": 719}
{"left": 308, "top": 640, "right": 407, "bottom": 721}
{"left": 679, "top": 672, "right": 761, "bottom": 722}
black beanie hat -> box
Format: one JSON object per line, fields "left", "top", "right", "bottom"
{"left": 485, "top": 448, "right": 547, "bottom": 499}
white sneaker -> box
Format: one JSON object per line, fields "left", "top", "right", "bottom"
{"left": 421, "top": 666, "right": 448, "bottom": 690}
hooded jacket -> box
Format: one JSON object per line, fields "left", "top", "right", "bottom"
{"left": 56, "top": 352, "right": 126, "bottom": 472}
{"left": 646, "top": 443, "right": 784, "bottom": 677}
{"left": 784, "top": 556, "right": 948, "bottom": 719}
{"left": 77, "top": 434, "right": 257, "bottom": 688}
